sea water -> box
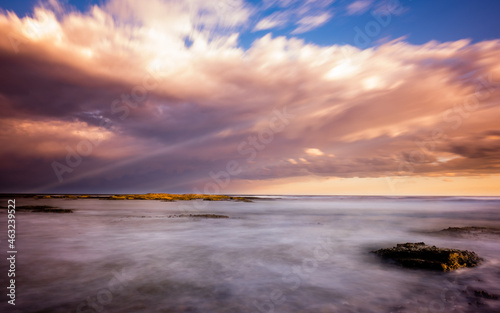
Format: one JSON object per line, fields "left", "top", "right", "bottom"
{"left": 1, "top": 196, "right": 500, "bottom": 312}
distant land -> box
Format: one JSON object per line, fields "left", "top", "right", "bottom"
{"left": 0, "top": 193, "right": 253, "bottom": 202}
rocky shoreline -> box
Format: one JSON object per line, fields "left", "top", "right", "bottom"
{"left": 0, "top": 193, "right": 253, "bottom": 202}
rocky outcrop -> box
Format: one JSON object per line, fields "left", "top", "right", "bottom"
{"left": 373, "top": 242, "right": 482, "bottom": 271}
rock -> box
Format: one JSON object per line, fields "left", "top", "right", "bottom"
{"left": 474, "top": 290, "right": 500, "bottom": 300}
{"left": 373, "top": 242, "right": 482, "bottom": 271}
{"left": 438, "top": 227, "right": 500, "bottom": 237}
{"left": 1, "top": 205, "right": 73, "bottom": 213}
{"left": 176, "top": 214, "right": 229, "bottom": 219}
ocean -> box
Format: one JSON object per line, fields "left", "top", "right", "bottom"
{"left": 1, "top": 196, "right": 500, "bottom": 312}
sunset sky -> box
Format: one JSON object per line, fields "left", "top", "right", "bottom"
{"left": 0, "top": 0, "right": 499, "bottom": 195}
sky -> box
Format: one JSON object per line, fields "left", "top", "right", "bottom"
{"left": 0, "top": 0, "right": 499, "bottom": 195}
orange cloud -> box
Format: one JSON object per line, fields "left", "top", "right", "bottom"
{"left": 0, "top": 1, "right": 499, "bottom": 194}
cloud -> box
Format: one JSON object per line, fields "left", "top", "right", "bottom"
{"left": 291, "top": 12, "right": 332, "bottom": 34}
{"left": 0, "top": 1, "right": 499, "bottom": 193}
{"left": 253, "top": 11, "right": 289, "bottom": 31}
{"left": 254, "top": 0, "right": 334, "bottom": 33}
{"left": 305, "top": 148, "right": 324, "bottom": 156}
{"left": 346, "top": 0, "right": 373, "bottom": 15}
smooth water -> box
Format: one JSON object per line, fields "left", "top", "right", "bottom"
{"left": 1, "top": 196, "right": 500, "bottom": 313}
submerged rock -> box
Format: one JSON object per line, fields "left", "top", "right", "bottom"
{"left": 438, "top": 227, "right": 500, "bottom": 237}
{"left": 474, "top": 290, "right": 500, "bottom": 300}
{"left": 1, "top": 205, "right": 73, "bottom": 213}
{"left": 176, "top": 214, "right": 229, "bottom": 219}
{"left": 373, "top": 242, "right": 482, "bottom": 271}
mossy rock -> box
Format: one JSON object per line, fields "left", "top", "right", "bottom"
{"left": 103, "top": 193, "right": 252, "bottom": 202}
{"left": 373, "top": 242, "right": 482, "bottom": 271}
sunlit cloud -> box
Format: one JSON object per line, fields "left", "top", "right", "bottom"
{"left": 0, "top": 0, "right": 499, "bottom": 194}
{"left": 254, "top": 0, "right": 335, "bottom": 33}
{"left": 253, "top": 11, "right": 289, "bottom": 31}
{"left": 306, "top": 148, "right": 325, "bottom": 156}
{"left": 291, "top": 12, "right": 333, "bottom": 34}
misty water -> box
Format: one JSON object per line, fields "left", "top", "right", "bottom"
{"left": 1, "top": 196, "right": 500, "bottom": 313}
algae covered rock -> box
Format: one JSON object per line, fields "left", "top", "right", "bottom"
{"left": 374, "top": 242, "right": 482, "bottom": 271}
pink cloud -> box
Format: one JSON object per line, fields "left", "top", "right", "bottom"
{"left": 0, "top": 1, "right": 499, "bottom": 193}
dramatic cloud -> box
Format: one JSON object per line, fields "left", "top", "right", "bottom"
{"left": 0, "top": 0, "right": 499, "bottom": 194}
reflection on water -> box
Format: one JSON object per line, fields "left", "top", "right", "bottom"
{"left": 1, "top": 196, "right": 500, "bottom": 312}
